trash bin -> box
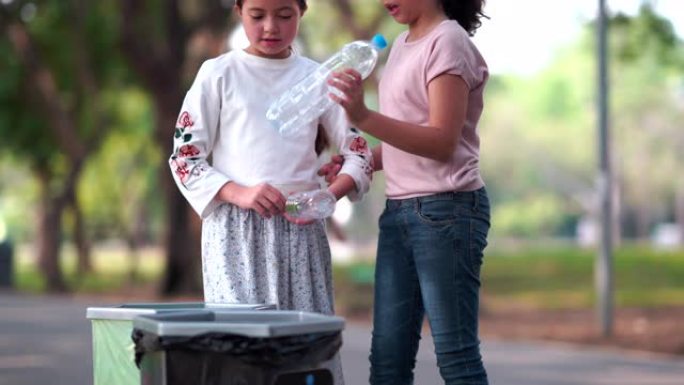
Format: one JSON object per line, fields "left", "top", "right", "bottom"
{"left": 86, "top": 302, "right": 275, "bottom": 385}
{"left": 0, "top": 240, "right": 12, "bottom": 288}
{"left": 133, "top": 310, "right": 345, "bottom": 385}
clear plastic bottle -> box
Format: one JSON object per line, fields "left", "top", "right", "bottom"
{"left": 266, "top": 34, "right": 388, "bottom": 136}
{"left": 285, "top": 189, "right": 337, "bottom": 221}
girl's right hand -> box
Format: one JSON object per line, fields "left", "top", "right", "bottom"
{"left": 328, "top": 69, "right": 371, "bottom": 126}
{"left": 218, "top": 183, "right": 286, "bottom": 218}
{"left": 283, "top": 213, "right": 316, "bottom": 226}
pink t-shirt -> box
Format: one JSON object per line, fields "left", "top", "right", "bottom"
{"left": 379, "top": 20, "right": 489, "bottom": 199}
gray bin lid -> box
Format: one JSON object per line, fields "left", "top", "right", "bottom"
{"left": 86, "top": 302, "right": 276, "bottom": 321}
{"left": 133, "top": 310, "right": 345, "bottom": 338}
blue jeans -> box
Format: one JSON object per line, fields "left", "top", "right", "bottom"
{"left": 370, "top": 188, "right": 490, "bottom": 385}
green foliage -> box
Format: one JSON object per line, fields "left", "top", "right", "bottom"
{"left": 612, "top": 4, "right": 682, "bottom": 67}
{"left": 481, "top": 4, "right": 684, "bottom": 238}
{"left": 0, "top": 1, "right": 128, "bottom": 151}
{"left": 302, "top": 0, "right": 394, "bottom": 60}
{"left": 333, "top": 262, "right": 375, "bottom": 315}
{"left": 0, "top": 155, "right": 39, "bottom": 242}
{"left": 0, "top": 1, "right": 148, "bottom": 244}
{"left": 2, "top": 1, "right": 684, "bottom": 250}
{"left": 0, "top": 38, "right": 59, "bottom": 166}
{"left": 78, "top": 88, "right": 161, "bottom": 241}
{"left": 14, "top": 243, "right": 163, "bottom": 293}
{"left": 606, "top": 7, "right": 684, "bottom": 229}
{"left": 492, "top": 193, "right": 578, "bottom": 237}
{"left": 331, "top": 246, "right": 684, "bottom": 312}
{"left": 482, "top": 245, "right": 684, "bottom": 309}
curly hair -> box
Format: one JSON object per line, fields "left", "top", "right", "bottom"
{"left": 235, "top": 0, "right": 307, "bottom": 12}
{"left": 440, "top": 0, "right": 487, "bottom": 36}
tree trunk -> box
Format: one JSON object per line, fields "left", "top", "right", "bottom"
{"left": 156, "top": 97, "right": 202, "bottom": 296}
{"left": 36, "top": 168, "right": 68, "bottom": 293}
{"left": 3, "top": 10, "right": 99, "bottom": 288}
{"left": 126, "top": 234, "right": 140, "bottom": 283}
{"left": 635, "top": 202, "right": 652, "bottom": 240}
{"left": 70, "top": 197, "right": 92, "bottom": 276}
{"left": 117, "top": 0, "right": 238, "bottom": 296}
{"left": 677, "top": 182, "right": 684, "bottom": 243}
{"left": 159, "top": 170, "right": 202, "bottom": 295}
{"left": 125, "top": 202, "right": 149, "bottom": 282}
{"left": 611, "top": 171, "right": 622, "bottom": 247}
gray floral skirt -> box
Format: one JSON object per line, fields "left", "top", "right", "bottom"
{"left": 201, "top": 203, "right": 343, "bottom": 384}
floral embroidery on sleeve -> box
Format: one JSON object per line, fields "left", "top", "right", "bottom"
{"left": 364, "top": 158, "right": 375, "bottom": 178}
{"left": 174, "top": 111, "right": 194, "bottom": 143}
{"left": 178, "top": 111, "right": 194, "bottom": 129}
{"left": 179, "top": 144, "right": 201, "bottom": 158}
{"left": 342, "top": 131, "right": 373, "bottom": 182}
{"left": 171, "top": 158, "right": 190, "bottom": 184}
{"left": 170, "top": 111, "right": 207, "bottom": 187}
{"left": 349, "top": 136, "right": 368, "bottom": 154}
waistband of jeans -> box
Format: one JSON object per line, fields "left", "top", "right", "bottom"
{"left": 386, "top": 188, "right": 485, "bottom": 208}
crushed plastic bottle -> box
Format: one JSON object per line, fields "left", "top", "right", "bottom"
{"left": 267, "top": 34, "right": 388, "bottom": 136}
{"left": 285, "top": 190, "right": 337, "bottom": 221}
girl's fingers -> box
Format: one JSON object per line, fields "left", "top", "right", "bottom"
{"left": 254, "top": 189, "right": 280, "bottom": 216}
{"left": 318, "top": 156, "right": 345, "bottom": 177}
{"left": 257, "top": 185, "right": 285, "bottom": 211}
{"left": 319, "top": 163, "right": 335, "bottom": 176}
{"left": 336, "top": 69, "right": 360, "bottom": 82}
{"left": 265, "top": 188, "right": 286, "bottom": 210}
{"left": 284, "top": 213, "right": 315, "bottom": 226}
{"left": 253, "top": 201, "right": 270, "bottom": 218}
{"left": 328, "top": 92, "right": 348, "bottom": 108}
{"left": 262, "top": 195, "right": 283, "bottom": 215}
{"left": 328, "top": 77, "right": 348, "bottom": 94}
{"left": 343, "top": 69, "right": 362, "bottom": 85}
{"left": 330, "top": 73, "right": 358, "bottom": 93}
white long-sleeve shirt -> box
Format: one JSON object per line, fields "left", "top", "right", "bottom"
{"left": 169, "top": 49, "right": 373, "bottom": 218}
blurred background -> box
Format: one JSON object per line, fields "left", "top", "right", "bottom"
{"left": 1, "top": 0, "right": 683, "bottom": 355}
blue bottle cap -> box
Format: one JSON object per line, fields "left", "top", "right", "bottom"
{"left": 306, "top": 374, "right": 315, "bottom": 385}
{"left": 371, "top": 34, "right": 388, "bottom": 50}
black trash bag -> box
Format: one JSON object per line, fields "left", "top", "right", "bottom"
{"left": 132, "top": 329, "right": 342, "bottom": 369}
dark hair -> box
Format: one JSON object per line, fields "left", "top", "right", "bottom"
{"left": 314, "top": 125, "right": 329, "bottom": 156}
{"left": 235, "top": 0, "right": 308, "bottom": 12}
{"left": 440, "top": 0, "right": 487, "bottom": 36}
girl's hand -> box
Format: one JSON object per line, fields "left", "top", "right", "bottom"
{"left": 219, "top": 183, "right": 286, "bottom": 218}
{"left": 328, "top": 69, "right": 371, "bottom": 126}
{"left": 317, "top": 154, "right": 345, "bottom": 185}
{"left": 283, "top": 213, "right": 316, "bottom": 226}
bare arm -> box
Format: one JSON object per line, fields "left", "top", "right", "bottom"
{"left": 318, "top": 145, "right": 381, "bottom": 185}
{"left": 330, "top": 70, "right": 469, "bottom": 162}
{"left": 371, "top": 145, "right": 383, "bottom": 171}
{"left": 327, "top": 174, "right": 356, "bottom": 200}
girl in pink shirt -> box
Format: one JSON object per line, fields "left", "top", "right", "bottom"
{"left": 326, "top": 1, "right": 490, "bottom": 384}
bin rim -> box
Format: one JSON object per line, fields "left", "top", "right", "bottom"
{"left": 86, "top": 302, "right": 276, "bottom": 321}
{"left": 132, "top": 310, "right": 345, "bottom": 338}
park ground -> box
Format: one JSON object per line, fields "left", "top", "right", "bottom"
{"left": 11, "top": 242, "right": 684, "bottom": 356}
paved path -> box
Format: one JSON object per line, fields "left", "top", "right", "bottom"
{"left": 2, "top": 292, "right": 684, "bottom": 384}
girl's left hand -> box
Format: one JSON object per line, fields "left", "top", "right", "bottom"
{"left": 328, "top": 69, "right": 370, "bottom": 126}
{"left": 317, "top": 154, "right": 344, "bottom": 185}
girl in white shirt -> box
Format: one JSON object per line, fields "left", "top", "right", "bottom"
{"left": 169, "top": 0, "right": 371, "bottom": 336}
